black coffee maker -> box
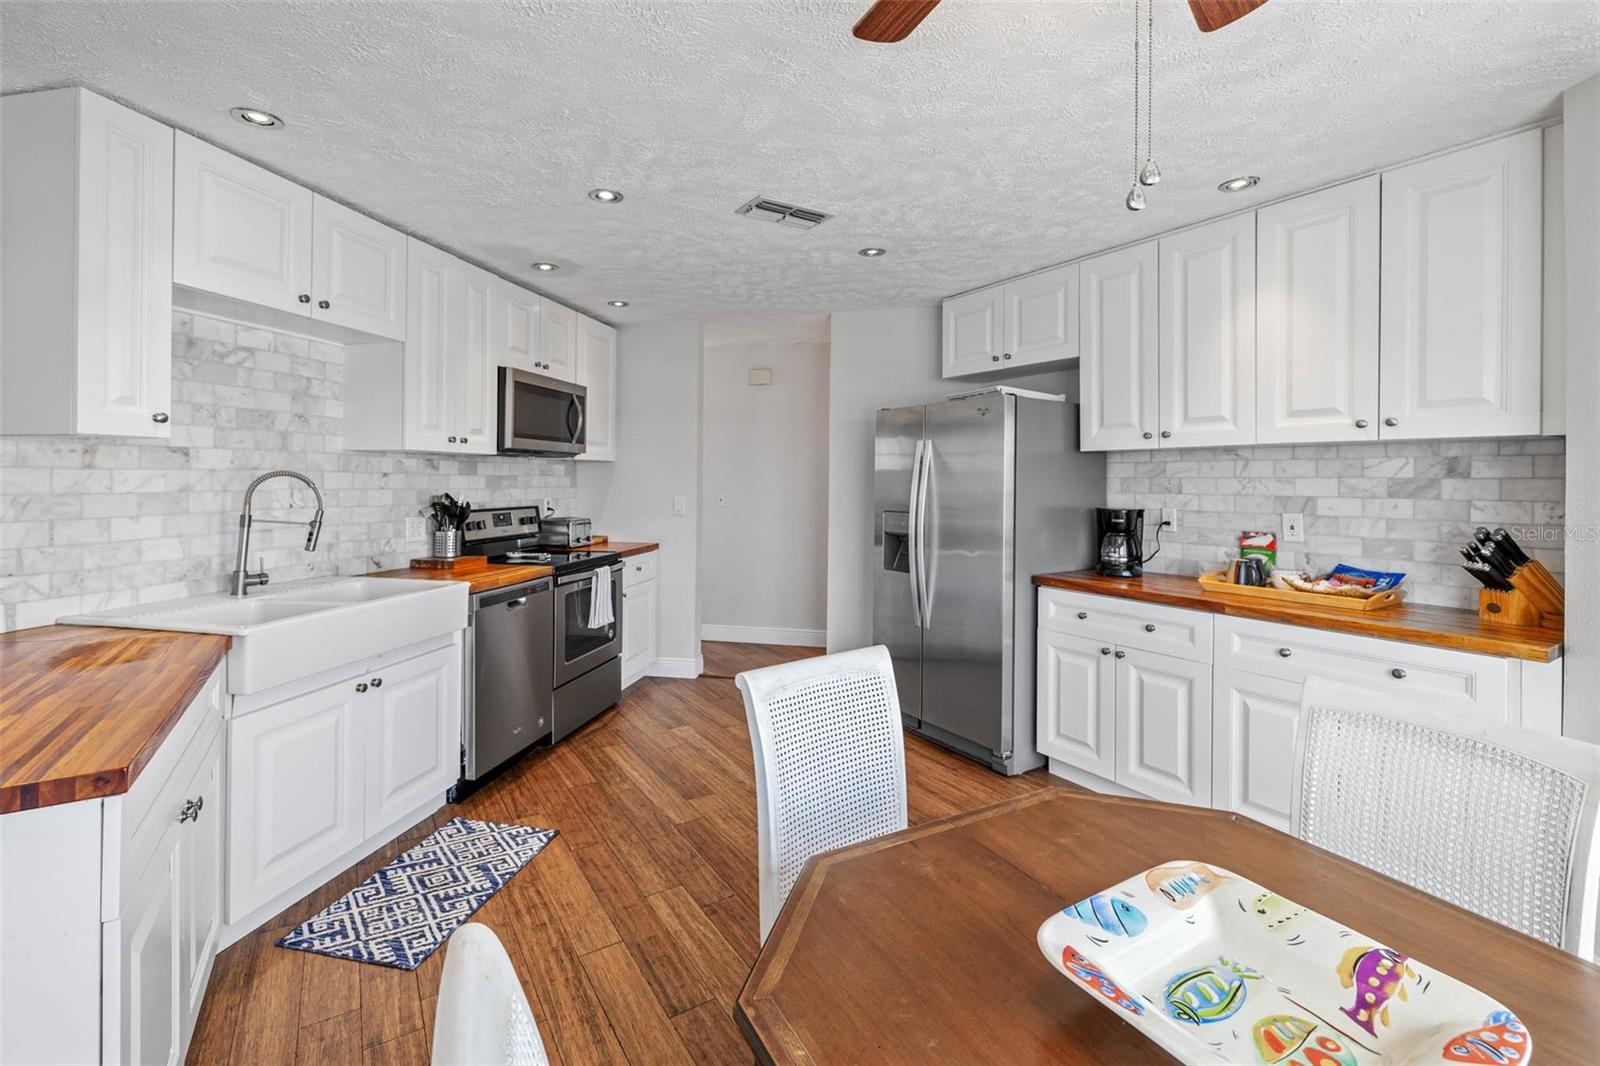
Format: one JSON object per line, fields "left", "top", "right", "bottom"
{"left": 1095, "top": 508, "right": 1146, "bottom": 577}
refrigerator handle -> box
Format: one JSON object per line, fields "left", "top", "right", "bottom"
{"left": 907, "top": 439, "right": 925, "bottom": 628}
{"left": 915, "top": 439, "right": 933, "bottom": 628}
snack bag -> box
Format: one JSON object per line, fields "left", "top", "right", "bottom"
{"left": 1239, "top": 531, "right": 1277, "bottom": 567}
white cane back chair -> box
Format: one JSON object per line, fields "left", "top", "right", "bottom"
{"left": 737, "top": 645, "right": 909, "bottom": 943}
{"left": 1293, "top": 677, "right": 1600, "bottom": 959}
{"left": 431, "top": 923, "right": 549, "bottom": 1066}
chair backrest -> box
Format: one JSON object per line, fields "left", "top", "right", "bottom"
{"left": 431, "top": 923, "right": 549, "bottom": 1066}
{"left": 737, "top": 645, "right": 909, "bottom": 942}
{"left": 1293, "top": 677, "right": 1600, "bottom": 959}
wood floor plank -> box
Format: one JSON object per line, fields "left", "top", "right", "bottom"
{"left": 298, "top": 947, "right": 361, "bottom": 1028}
{"left": 508, "top": 885, "right": 629, "bottom": 1065}
{"left": 646, "top": 885, "right": 749, "bottom": 1007}
{"left": 229, "top": 931, "right": 304, "bottom": 1066}
{"left": 294, "top": 1009, "right": 362, "bottom": 1066}
{"left": 524, "top": 835, "right": 622, "bottom": 956}
{"left": 567, "top": 781, "right": 676, "bottom": 895}
{"left": 579, "top": 942, "right": 698, "bottom": 1066}
{"left": 186, "top": 921, "right": 264, "bottom": 1065}
{"left": 358, "top": 962, "right": 423, "bottom": 1049}
{"left": 610, "top": 783, "right": 734, "bottom": 906}
{"left": 670, "top": 999, "right": 752, "bottom": 1065}
{"left": 361, "top": 1027, "right": 430, "bottom": 1066}
{"left": 700, "top": 890, "right": 762, "bottom": 968}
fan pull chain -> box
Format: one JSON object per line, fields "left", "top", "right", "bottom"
{"left": 1126, "top": 0, "right": 1146, "bottom": 211}
{"left": 1140, "top": 0, "right": 1161, "bottom": 187}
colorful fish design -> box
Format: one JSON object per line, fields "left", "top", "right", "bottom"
{"left": 1441, "top": 1010, "right": 1532, "bottom": 1064}
{"left": 1163, "top": 956, "right": 1261, "bottom": 1024}
{"left": 1062, "top": 894, "right": 1148, "bottom": 938}
{"left": 1336, "top": 944, "right": 1415, "bottom": 1037}
{"left": 1061, "top": 946, "right": 1143, "bottom": 1015}
{"left": 1145, "top": 861, "right": 1234, "bottom": 909}
{"left": 1253, "top": 892, "right": 1304, "bottom": 932}
{"left": 1251, "top": 1015, "right": 1358, "bottom": 1066}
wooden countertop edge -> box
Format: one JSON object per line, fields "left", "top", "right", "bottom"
{"left": 601, "top": 540, "right": 658, "bottom": 558}
{"left": 0, "top": 629, "right": 231, "bottom": 815}
{"left": 365, "top": 563, "right": 555, "bottom": 593}
{"left": 1033, "top": 571, "right": 1562, "bottom": 663}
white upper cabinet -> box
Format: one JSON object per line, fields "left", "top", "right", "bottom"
{"left": 1379, "top": 129, "right": 1543, "bottom": 440}
{"left": 1079, "top": 241, "right": 1159, "bottom": 451}
{"left": 1004, "top": 264, "right": 1080, "bottom": 368}
{"left": 403, "top": 239, "right": 495, "bottom": 454}
{"left": 942, "top": 285, "right": 1005, "bottom": 376}
{"left": 1, "top": 88, "right": 174, "bottom": 438}
{"left": 1256, "top": 176, "right": 1380, "bottom": 443}
{"left": 540, "top": 299, "right": 579, "bottom": 382}
{"left": 490, "top": 280, "right": 541, "bottom": 374}
{"left": 452, "top": 261, "right": 496, "bottom": 455}
{"left": 310, "top": 196, "right": 407, "bottom": 340}
{"left": 1159, "top": 213, "right": 1257, "bottom": 448}
{"left": 173, "top": 132, "right": 313, "bottom": 313}
{"left": 576, "top": 312, "right": 618, "bottom": 462}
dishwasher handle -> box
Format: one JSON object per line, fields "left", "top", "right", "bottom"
{"left": 477, "top": 580, "right": 550, "bottom": 610}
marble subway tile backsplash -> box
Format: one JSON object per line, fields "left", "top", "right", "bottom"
{"left": 0, "top": 312, "right": 576, "bottom": 631}
{"left": 1106, "top": 437, "right": 1567, "bottom": 610}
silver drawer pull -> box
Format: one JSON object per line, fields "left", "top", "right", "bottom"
{"left": 1143, "top": 623, "right": 1156, "bottom": 633}
{"left": 1278, "top": 647, "right": 1293, "bottom": 658}
{"left": 1114, "top": 650, "right": 1126, "bottom": 659}
{"left": 178, "top": 796, "right": 204, "bottom": 823}
{"left": 1391, "top": 667, "right": 1407, "bottom": 679}
{"left": 1076, "top": 611, "right": 1088, "bottom": 620}
{"left": 1100, "top": 647, "right": 1111, "bottom": 656}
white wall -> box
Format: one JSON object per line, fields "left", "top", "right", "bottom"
{"left": 1562, "top": 74, "right": 1599, "bottom": 742}
{"left": 700, "top": 316, "right": 829, "bottom": 644}
{"left": 575, "top": 320, "right": 704, "bottom": 673}
{"left": 824, "top": 307, "right": 1079, "bottom": 651}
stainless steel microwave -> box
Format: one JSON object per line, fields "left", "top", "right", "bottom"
{"left": 498, "top": 367, "right": 587, "bottom": 456}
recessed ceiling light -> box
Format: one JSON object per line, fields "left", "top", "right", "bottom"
{"left": 607, "top": 300, "right": 629, "bottom": 308}
{"left": 588, "top": 188, "right": 624, "bottom": 203}
{"left": 230, "top": 107, "right": 284, "bottom": 129}
{"left": 858, "top": 247, "right": 887, "bottom": 258}
{"left": 1218, "top": 176, "right": 1260, "bottom": 193}
{"left": 530, "top": 262, "right": 559, "bottom": 272}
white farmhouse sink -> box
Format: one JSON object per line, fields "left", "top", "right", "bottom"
{"left": 63, "top": 577, "right": 468, "bottom": 695}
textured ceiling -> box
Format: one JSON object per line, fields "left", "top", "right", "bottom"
{"left": 2, "top": 1, "right": 1597, "bottom": 324}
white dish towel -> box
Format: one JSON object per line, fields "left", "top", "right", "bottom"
{"left": 587, "top": 565, "right": 614, "bottom": 629}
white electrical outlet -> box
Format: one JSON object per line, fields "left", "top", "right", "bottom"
{"left": 1283, "top": 512, "right": 1305, "bottom": 543}
{"left": 542, "top": 497, "right": 554, "bottom": 516}
{"left": 1161, "top": 507, "right": 1178, "bottom": 530}
{"left": 404, "top": 516, "right": 426, "bottom": 543}
{"left": 672, "top": 495, "right": 688, "bottom": 516}
{"left": 716, "top": 491, "right": 727, "bottom": 508}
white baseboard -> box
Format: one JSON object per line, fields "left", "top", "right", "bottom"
{"left": 646, "top": 655, "right": 703, "bottom": 679}
{"left": 700, "top": 624, "right": 826, "bottom": 647}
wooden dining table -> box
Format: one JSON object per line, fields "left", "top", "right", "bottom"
{"left": 735, "top": 788, "right": 1600, "bottom": 1064}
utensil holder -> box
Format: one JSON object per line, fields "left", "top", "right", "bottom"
{"left": 432, "top": 529, "right": 462, "bottom": 559}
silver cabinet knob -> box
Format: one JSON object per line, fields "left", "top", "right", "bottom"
{"left": 1354, "top": 418, "right": 1369, "bottom": 429}
{"left": 1143, "top": 623, "right": 1156, "bottom": 633}
{"left": 297, "top": 293, "right": 311, "bottom": 304}
{"left": 448, "top": 436, "right": 459, "bottom": 443}
{"left": 1278, "top": 647, "right": 1293, "bottom": 658}
{"left": 1100, "top": 647, "right": 1112, "bottom": 656}
{"left": 1142, "top": 432, "right": 1153, "bottom": 440}
{"left": 1160, "top": 430, "right": 1172, "bottom": 439}
{"left": 355, "top": 682, "right": 368, "bottom": 692}
{"left": 991, "top": 355, "right": 1000, "bottom": 362}
{"left": 1384, "top": 417, "right": 1399, "bottom": 427}
{"left": 1076, "top": 611, "right": 1088, "bottom": 620}
{"left": 370, "top": 677, "right": 382, "bottom": 687}
{"left": 461, "top": 438, "right": 468, "bottom": 444}
{"left": 1391, "top": 668, "right": 1407, "bottom": 679}
{"left": 318, "top": 299, "right": 331, "bottom": 309}
{"left": 178, "top": 796, "right": 203, "bottom": 823}
{"left": 151, "top": 412, "right": 169, "bottom": 424}
{"left": 1002, "top": 353, "right": 1012, "bottom": 360}
{"left": 1114, "top": 650, "right": 1127, "bottom": 659}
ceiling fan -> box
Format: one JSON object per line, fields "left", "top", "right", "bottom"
{"left": 852, "top": 0, "right": 1267, "bottom": 43}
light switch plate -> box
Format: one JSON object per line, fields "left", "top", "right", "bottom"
{"left": 672, "top": 495, "right": 688, "bottom": 516}
{"left": 404, "top": 516, "right": 426, "bottom": 543}
{"left": 1283, "top": 513, "right": 1305, "bottom": 543}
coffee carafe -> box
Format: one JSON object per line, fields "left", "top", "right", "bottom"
{"left": 1095, "top": 508, "right": 1147, "bottom": 578}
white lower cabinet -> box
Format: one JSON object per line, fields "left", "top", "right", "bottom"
{"left": 116, "top": 820, "right": 181, "bottom": 1066}
{"left": 1035, "top": 631, "right": 1116, "bottom": 780}
{"left": 1114, "top": 649, "right": 1213, "bottom": 806}
{"left": 621, "top": 551, "right": 659, "bottom": 687}
{"left": 365, "top": 645, "right": 461, "bottom": 829}
{"left": 1211, "top": 668, "right": 1303, "bottom": 832}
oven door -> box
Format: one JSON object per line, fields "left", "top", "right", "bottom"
{"left": 554, "top": 563, "right": 623, "bottom": 686}
{"left": 500, "top": 367, "right": 587, "bottom": 456}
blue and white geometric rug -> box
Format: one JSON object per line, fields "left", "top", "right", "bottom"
{"left": 277, "top": 816, "right": 557, "bottom": 970}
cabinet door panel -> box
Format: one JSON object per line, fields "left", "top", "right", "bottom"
{"left": 453, "top": 263, "right": 495, "bottom": 453}
{"left": 1003, "top": 264, "right": 1078, "bottom": 367}
{"left": 942, "top": 286, "right": 1005, "bottom": 377}
{"left": 117, "top": 823, "right": 180, "bottom": 1066}
{"left": 402, "top": 239, "right": 452, "bottom": 452}
{"left": 77, "top": 91, "right": 174, "bottom": 437}
{"left": 227, "top": 681, "right": 364, "bottom": 922}
{"left": 491, "top": 281, "right": 540, "bottom": 373}
{"left": 1212, "top": 669, "right": 1300, "bottom": 831}
{"left": 1036, "top": 631, "right": 1116, "bottom": 779}
{"left": 311, "top": 196, "right": 406, "bottom": 339}
{"left": 1079, "top": 242, "right": 1159, "bottom": 450}
{"left": 1114, "top": 650, "right": 1212, "bottom": 806}
{"left": 366, "top": 646, "right": 460, "bottom": 830}
{"left": 173, "top": 133, "right": 312, "bottom": 312}
{"left": 1257, "top": 177, "right": 1380, "bottom": 443}
{"left": 541, "top": 301, "right": 579, "bottom": 382}
{"left": 576, "top": 314, "right": 618, "bottom": 461}
{"left": 177, "top": 731, "right": 224, "bottom": 1030}
{"left": 622, "top": 579, "right": 658, "bottom": 685}
{"left": 1379, "top": 131, "right": 1542, "bottom": 439}
{"left": 1159, "top": 214, "right": 1256, "bottom": 447}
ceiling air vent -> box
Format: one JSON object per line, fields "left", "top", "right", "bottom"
{"left": 735, "top": 196, "right": 832, "bottom": 230}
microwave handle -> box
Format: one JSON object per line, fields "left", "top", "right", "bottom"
{"left": 567, "top": 395, "right": 585, "bottom": 444}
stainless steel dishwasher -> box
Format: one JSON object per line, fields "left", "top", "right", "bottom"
{"left": 460, "top": 577, "right": 553, "bottom": 790}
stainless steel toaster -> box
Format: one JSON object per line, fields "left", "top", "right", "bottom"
{"left": 535, "top": 516, "right": 592, "bottom": 547}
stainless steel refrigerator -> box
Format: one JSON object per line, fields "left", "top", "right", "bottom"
{"left": 873, "top": 390, "right": 1105, "bottom": 775}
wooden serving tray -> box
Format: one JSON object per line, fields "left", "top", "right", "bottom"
{"left": 1197, "top": 571, "right": 1405, "bottom": 612}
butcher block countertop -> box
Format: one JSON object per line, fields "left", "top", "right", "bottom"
{"left": 0, "top": 626, "right": 230, "bottom": 814}
{"left": 365, "top": 559, "right": 555, "bottom": 594}
{"left": 1035, "top": 571, "right": 1564, "bottom": 663}
{"left": 590, "top": 538, "right": 658, "bottom": 558}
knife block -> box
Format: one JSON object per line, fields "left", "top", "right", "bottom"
{"left": 1477, "top": 561, "right": 1564, "bottom": 628}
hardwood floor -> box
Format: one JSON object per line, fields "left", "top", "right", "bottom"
{"left": 187, "top": 648, "right": 1053, "bottom": 1066}
{"left": 699, "top": 640, "right": 823, "bottom": 678}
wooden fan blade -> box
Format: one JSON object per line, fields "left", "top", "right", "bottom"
{"left": 853, "top": 0, "right": 942, "bottom": 43}
{"left": 1188, "top": 0, "right": 1269, "bottom": 32}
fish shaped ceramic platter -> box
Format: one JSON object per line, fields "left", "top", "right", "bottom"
{"left": 1036, "top": 860, "right": 1532, "bottom": 1065}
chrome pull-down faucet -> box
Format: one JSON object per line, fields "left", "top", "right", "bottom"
{"left": 231, "top": 470, "right": 325, "bottom": 596}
